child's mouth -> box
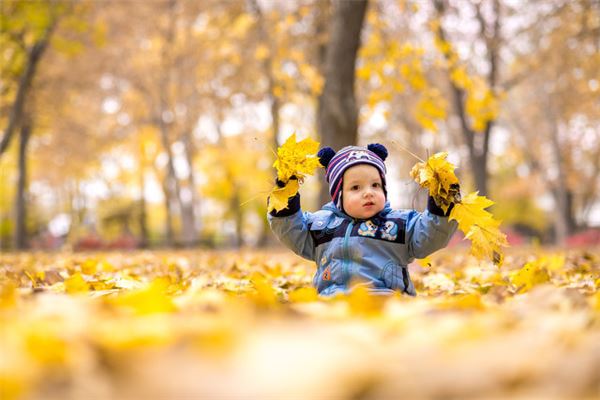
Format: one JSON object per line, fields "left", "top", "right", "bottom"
{"left": 363, "top": 202, "right": 375, "bottom": 207}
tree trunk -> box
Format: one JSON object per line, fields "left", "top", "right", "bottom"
{"left": 158, "top": 124, "right": 181, "bottom": 246}
{"left": 138, "top": 155, "right": 149, "bottom": 249}
{"left": 549, "top": 121, "right": 576, "bottom": 244}
{"left": 248, "top": 0, "right": 281, "bottom": 151}
{"left": 432, "top": 0, "right": 501, "bottom": 197}
{"left": 160, "top": 173, "right": 175, "bottom": 247}
{"left": 317, "top": 0, "right": 369, "bottom": 205}
{"left": 14, "top": 117, "right": 32, "bottom": 250}
{"left": 181, "top": 132, "right": 199, "bottom": 247}
{"left": 230, "top": 185, "right": 244, "bottom": 248}
{"left": 0, "top": 25, "right": 54, "bottom": 158}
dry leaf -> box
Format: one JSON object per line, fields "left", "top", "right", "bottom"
{"left": 268, "top": 133, "right": 322, "bottom": 213}
{"left": 411, "top": 153, "right": 508, "bottom": 264}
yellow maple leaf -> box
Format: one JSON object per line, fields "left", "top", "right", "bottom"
{"left": 64, "top": 272, "right": 90, "bottom": 294}
{"left": 249, "top": 272, "right": 279, "bottom": 307}
{"left": 268, "top": 133, "right": 322, "bottom": 213}
{"left": 410, "top": 152, "right": 459, "bottom": 213}
{"left": 449, "top": 192, "right": 495, "bottom": 233}
{"left": 509, "top": 261, "right": 551, "bottom": 293}
{"left": 464, "top": 223, "right": 509, "bottom": 266}
{"left": 107, "top": 279, "right": 176, "bottom": 315}
{"left": 411, "top": 152, "right": 508, "bottom": 265}
{"left": 273, "top": 133, "right": 321, "bottom": 182}
{"left": 288, "top": 287, "right": 319, "bottom": 303}
{"left": 268, "top": 179, "right": 299, "bottom": 213}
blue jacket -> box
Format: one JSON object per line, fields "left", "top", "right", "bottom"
{"left": 268, "top": 194, "right": 457, "bottom": 296}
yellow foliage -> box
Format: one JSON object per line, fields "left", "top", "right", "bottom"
{"left": 288, "top": 287, "right": 319, "bottom": 303}
{"left": 24, "top": 320, "right": 70, "bottom": 366}
{"left": 357, "top": 65, "right": 372, "bottom": 81}
{"left": 230, "top": 14, "right": 254, "bottom": 38}
{"left": 272, "top": 133, "right": 321, "bottom": 182}
{"left": 268, "top": 133, "right": 322, "bottom": 213}
{"left": 464, "top": 223, "right": 509, "bottom": 265}
{"left": 298, "top": 63, "right": 324, "bottom": 95}
{"left": 249, "top": 272, "right": 279, "bottom": 307}
{"left": 0, "top": 282, "right": 17, "bottom": 309}
{"left": 594, "top": 291, "right": 600, "bottom": 312}
{"left": 430, "top": 20, "right": 502, "bottom": 134}
{"left": 272, "top": 85, "right": 284, "bottom": 98}
{"left": 510, "top": 261, "right": 551, "bottom": 293}
{"left": 0, "top": 248, "right": 599, "bottom": 399}
{"left": 344, "top": 285, "right": 386, "bottom": 316}
{"left": 64, "top": 272, "right": 90, "bottom": 294}
{"left": 450, "top": 66, "right": 472, "bottom": 90}
{"left": 449, "top": 192, "right": 495, "bottom": 232}
{"left": 414, "top": 89, "right": 447, "bottom": 132}
{"left": 106, "top": 278, "right": 177, "bottom": 315}
{"left": 465, "top": 79, "right": 499, "bottom": 133}
{"left": 268, "top": 179, "right": 299, "bottom": 214}
{"left": 410, "top": 152, "right": 460, "bottom": 213}
{"left": 254, "top": 44, "right": 270, "bottom": 61}
{"left": 416, "top": 256, "right": 433, "bottom": 268}
{"left": 411, "top": 153, "right": 508, "bottom": 265}
{"left": 436, "top": 293, "right": 485, "bottom": 311}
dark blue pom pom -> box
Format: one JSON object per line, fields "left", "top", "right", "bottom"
{"left": 367, "top": 143, "right": 388, "bottom": 161}
{"left": 317, "top": 147, "right": 336, "bottom": 168}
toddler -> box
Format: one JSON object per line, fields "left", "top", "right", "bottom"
{"left": 268, "top": 144, "right": 457, "bottom": 296}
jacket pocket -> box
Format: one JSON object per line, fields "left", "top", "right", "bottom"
{"left": 381, "top": 261, "right": 408, "bottom": 292}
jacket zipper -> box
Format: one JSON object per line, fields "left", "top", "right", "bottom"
{"left": 342, "top": 221, "right": 354, "bottom": 285}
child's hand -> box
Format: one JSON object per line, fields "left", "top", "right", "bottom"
{"left": 275, "top": 175, "right": 298, "bottom": 188}
{"left": 269, "top": 175, "right": 301, "bottom": 216}
{"left": 448, "top": 183, "right": 461, "bottom": 203}
{"left": 428, "top": 183, "right": 460, "bottom": 217}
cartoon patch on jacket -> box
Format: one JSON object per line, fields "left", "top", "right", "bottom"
{"left": 381, "top": 220, "right": 398, "bottom": 241}
{"left": 358, "top": 220, "right": 377, "bottom": 237}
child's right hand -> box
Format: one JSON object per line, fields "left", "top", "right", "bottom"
{"left": 269, "top": 175, "right": 301, "bottom": 217}
{"left": 275, "top": 175, "right": 298, "bottom": 188}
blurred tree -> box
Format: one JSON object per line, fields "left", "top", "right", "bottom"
{"left": 0, "top": 1, "right": 84, "bottom": 248}
{"left": 248, "top": 0, "right": 326, "bottom": 151}
{"left": 0, "top": 1, "right": 56, "bottom": 156}
{"left": 503, "top": 0, "right": 600, "bottom": 243}
{"left": 318, "top": 0, "right": 369, "bottom": 204}
{"left": 1, "top": 2, "right": 57, "bottom": 249}
{"left": 198, "top": 131, "right": 270, "bottom": 248}
{"left": 430, "top": 0, "right": 504, "bottom": 197}
{"left": 103, "top": 0, "right": 216, "bottom": 246}
{"left": 356, "top": 1, "right": 451, "bottom": 207}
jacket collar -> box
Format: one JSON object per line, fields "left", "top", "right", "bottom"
{"left": 322, "top": 201, "right": 392, "bottom": 222}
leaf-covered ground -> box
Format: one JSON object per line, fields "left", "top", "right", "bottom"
{"left": 1, "top": 247, "right": 599, "bottom": 400}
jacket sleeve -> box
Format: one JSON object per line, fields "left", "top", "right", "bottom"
{"left": 267, "top": 193, "right": 316, "bottom": 261}
{"left": 404, "top": 197, "right": 458, "bottom": 260}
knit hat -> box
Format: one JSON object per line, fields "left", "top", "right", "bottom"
{"left": 318, "top": 143, "right": 388, "bottom": 210}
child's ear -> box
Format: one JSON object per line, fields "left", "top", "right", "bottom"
{"left": 367, "top": 143, "right": 388, "bottom": 161}
{"left": 317, "top": 147, "right": 336, "bottom": 168}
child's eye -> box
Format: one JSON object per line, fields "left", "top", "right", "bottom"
{"left": 351, "top": 185, "right": 360, "bottom": 191}
{"left": 373, "top": 183, "right": 381, "bottom": 188}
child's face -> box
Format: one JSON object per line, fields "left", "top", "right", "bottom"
{"left": 342, "top": 164, "right": 385, "bottom": 220}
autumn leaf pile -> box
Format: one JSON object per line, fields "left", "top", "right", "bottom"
{"left": 1, "top": 248, "right": 599, "bottom": 400}
{"left": 268, "top": 133, "right": 322, "bottom": 213}
{"left": 411, "top": 152, "right": 509, "bottom": 264}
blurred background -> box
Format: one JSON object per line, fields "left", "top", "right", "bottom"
{"left": 1, "top": 0, "right": 598, "bottom": 251}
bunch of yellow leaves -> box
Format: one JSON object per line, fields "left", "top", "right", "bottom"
{"left": 410, "top": 152, "right": 460, "bottom": 213}
{"left": 411, "top": 152, "right": 508, "bottom": 265}
{"left": 268, "top": 133, "right": 322, "bottom": 213}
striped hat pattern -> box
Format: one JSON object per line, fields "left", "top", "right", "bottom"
{"left": 318, "top": 144, "right": 388, "bottom": 210}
